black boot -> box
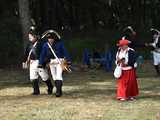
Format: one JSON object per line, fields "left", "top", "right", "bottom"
{"left": 44, "top": 79, "right": 53, "bottom": 95}
{"left": 32, "top": 79, "right": 40, "bottom": 95}
{"left": 55, "top": 80, "right": 63, "bottom": 97}
{"left": 154, "top": 65, "right": 160, "bottom": 75}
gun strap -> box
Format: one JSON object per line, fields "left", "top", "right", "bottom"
{"left": 26, "top": 41, "right": 38, "bottom": 62}
{"left": 47, "top": 42, "right": 62, "bottom": 64}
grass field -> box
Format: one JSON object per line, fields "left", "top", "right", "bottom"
{"left": 0, "top": 61, "right": 160, "bottom": 120}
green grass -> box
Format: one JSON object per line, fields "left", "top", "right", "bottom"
{"left": 0, "top": 61, "right": 160, "bottom": 120}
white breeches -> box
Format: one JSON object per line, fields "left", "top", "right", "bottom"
{"left": 49, "top": 59, "right": 63, "bottom": 81}
{"left": 153, "top": 51, "right": 160, "bottom": 65}
{"left": 29, "top": 60, "right": 49, "bottom": 81}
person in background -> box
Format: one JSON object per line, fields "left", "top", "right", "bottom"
{"left": 82, "top": 48, "right": 91, "bottom": 68}
{"left": 145, "top": 28, "right": 160, "bottom": 76}
{"left": 90, "top": 48, "right": 102, "bottom": 68}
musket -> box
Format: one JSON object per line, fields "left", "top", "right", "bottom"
{"left": 123, "top": 26, "right": 135, "bottom": 34}
{"left": 122, "top": 26, "right": 136, "bottom": 39}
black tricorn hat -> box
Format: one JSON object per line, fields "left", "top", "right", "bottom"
{"left": 46, "top": 32, "right": 58, "bottom": 39}
{"left": 46, "top": 33, "right": 60, "bottom": 42}
{"left": 41, "top": 29, "right": 61, "bottom": 40}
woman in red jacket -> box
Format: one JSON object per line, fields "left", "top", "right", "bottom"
{"left": 115, "top": 39, "right": 139, "bottom": 101}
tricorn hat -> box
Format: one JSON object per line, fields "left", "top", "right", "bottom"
{"left": 41, "top": 29, "right": 61, "bottom": 40}
{"left": 46, "top": 32, "right": 57, "bottom": 39}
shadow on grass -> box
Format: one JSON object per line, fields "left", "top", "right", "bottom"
{"left": 63, "top": 88, "right": 116, "bottom": 99}
{"left": 0, "top": 93, "right": 55, "bottom": 101}
{"left": 138, "top": 95, "right": 160, "bottom": 100}
{"left": 0, "top": 68, "right": 160, "bottom": 101}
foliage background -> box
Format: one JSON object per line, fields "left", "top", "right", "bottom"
{"left": 0, "top": 0, "right": 159, "bottom": 66}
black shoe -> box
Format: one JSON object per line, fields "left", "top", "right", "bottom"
{"left": 55, "top": 80, "right": 63, "bottom": 97}
{"left": 55, "top": 90, "right": 62, "bottom": 97}
{"left": 44, "top": 79, "right": 53, "bottom": 95}
{"left": 32, "top": 79, "right": 40, "bottom": 95}
{"left": 32, "top": 92, "right": 40, "bottom": 95}
{"left": 154, "top": 65, "right": 160, "bottom": 75}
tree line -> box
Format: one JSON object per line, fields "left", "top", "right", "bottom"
{"left": 0, "top": 0, "right": 159, "bottom": 66}
{"left": 18, "top": 0, "right": 160, "bottom": 31}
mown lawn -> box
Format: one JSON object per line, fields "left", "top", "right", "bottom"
{"left": 0, "top": 61, "right": 160, "bottom": 120}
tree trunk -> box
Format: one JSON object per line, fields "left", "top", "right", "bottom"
{"left": 18, "top": 0, "right": 31, "bottom": 51}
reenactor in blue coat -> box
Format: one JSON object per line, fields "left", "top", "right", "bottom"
{"left": 39, "top": 30, "right": 71, "bottom": 97}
